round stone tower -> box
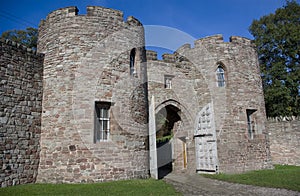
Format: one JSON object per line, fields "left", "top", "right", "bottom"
{"left": 37, "top": 6, "right": 148, "bottom": 183}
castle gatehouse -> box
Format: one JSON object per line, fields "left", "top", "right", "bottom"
{"left": 1, "top": 6, "right": 272, "bottom": 186}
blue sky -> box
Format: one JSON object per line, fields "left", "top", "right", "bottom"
{"left": 0, "top": 0, "right": 291, "bottom": 51}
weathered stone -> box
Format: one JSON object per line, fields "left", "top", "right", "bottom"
{"left": 36, "top": 6, "right": 148, "bottom": 184}
{"left": 0, "top": 38, "right": 43, "bottom": 187}
{"left": 267, "top": 117, "right": 300, "bottom": 166}
{"left": 2, "top": 5, "right": 297, "bottom": 188}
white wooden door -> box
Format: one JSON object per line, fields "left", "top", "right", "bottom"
{"left": 194, "top": 103, "right": 218, "bottom": 173}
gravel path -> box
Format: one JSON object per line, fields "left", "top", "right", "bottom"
{"left": 164, "top": 173, "right": 300, "bottom": 196}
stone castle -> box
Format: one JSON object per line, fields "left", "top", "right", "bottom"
{"left": 1, "top": 6, "right": 299, "bottom": 187}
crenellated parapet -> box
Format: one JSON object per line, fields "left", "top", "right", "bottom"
{"left": 1, "top": 39, "right": 44, "bottom": 58}
{"left": 230, "top": 36, "right": 253, "bottom": 45}
{"left": 146, "top": 50, "right": 158, "bottom": 61}
{"left": 47, "top": 6, "right": 79, "bottom": 19}
{"left": 39, "top": 6, "right": 78, "bottom": 29}
{"left": 86, "top": 6, "right": 122, "bottom": 18}
{"left": 146, "top": 50, "right": 190, "bottom": 64}
{"left": 40, "top": 6, "right": 122, "bottom": 25}
{"left": 39, "top": 6, "right": 141, "bottom": 31}
{"left": 176, "top": 34, "right": 254, "bottom": 55}
{"left": 195, "top": 34, "right": 252, "bottom": 46}
{"left": 194, "top": 34, "right": 224, "bottom": 47}
{"left": 146, "top": 34, "right": 254, "bottom": 66}
{"left": 162, "top": 53, "right": 176, "bottom": 63}
{"left": 38, "top": 6, "right": 144, "bottom": 54}
{"left": 126, "top": 16, "right": 143, "bottom": 26}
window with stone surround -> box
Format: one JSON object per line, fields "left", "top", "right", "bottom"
{"left": 216, "top": 65, "right": 225, "bottom": 87}
{"left": 94, "top": 101, "right": 111, "bottom": 142}
{"left": 164, "top": 75, "right": 174, "bottom": 89}
{"left": 130, "top": 48, "right": 136, "bottom": 76}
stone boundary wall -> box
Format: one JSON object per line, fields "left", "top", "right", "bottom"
{"left": 0, "top": 40, "right": 44, "bottom": 187}
{"left": 267, "top": 117, "right": 300, "bottom": 166}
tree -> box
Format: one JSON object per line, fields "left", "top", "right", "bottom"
{"left": 249, "top": 0, "right": 300, "bottom": 117}
{"left": 1, "top": 27, "right": 38, "bottom": 50}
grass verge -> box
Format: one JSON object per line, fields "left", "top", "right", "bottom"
{"left": 0, "top": 178, "right": 180, "bottom": 196}
{"left": 202, "top": 165, "right": 300, "bottom": 192}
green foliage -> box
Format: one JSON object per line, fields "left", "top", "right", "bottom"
{"left": 202, "top": 165, "right": 300, "bottom": 191}
{"left": 1, "top": 27, "right": 38, "bottom": 50}
{"left": 249, "top": 0, "right": 300, "bottom": 117}
{"left": 156, "top": 133, "right": 173, "bottom": 143}
{"left": 156, "top": 112, "right": 172, "bottom": 139}
{"left": 0, "top": 179, "right": 180, "bottom": 196}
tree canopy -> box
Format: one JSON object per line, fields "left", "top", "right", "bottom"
{"left": 1, "top": 27, "right": 38, "bottom": 50}
{"left": 249, "top": 0, "right": 300, "bottom": 117}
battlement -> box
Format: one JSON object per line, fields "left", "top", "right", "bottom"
{"left": 229, "top": 36, "right": 252, "bottom": 45}
{"left": 87, "top": 6, "right": 122, "bottom": 18}
{"left": 1, "top": 39, "right": 44, "bottom": 57}
{"left": 175, "top": 34, "right": 255, "bottom": 56}
{"left": 194, "top": 34, "right": 252, "bottom": 47}
{"left": 162, "top": 53, "right": 176, "bottom": 63}
{"left": 146, "top": 50, "right": 158, "bottom": 60}
{"left": 126, "top": 16, "right": 143, "bottom": 26}
{"left": 46, "top": 6, "right": 79, "bottom": 20}
{"left": 146, "top": 49, "right": 190, "bottom": 66}
{"left": 46, "top": 6, "right": 122, "bottom": 19}
{"left": 40, "top": 6, "right": 142, "bottom": 27}
{"left": 176, "top": 43, "right": 191, "bottom": 54}
{"left": 194, "top": 34, "right": 224, "bottom": 46}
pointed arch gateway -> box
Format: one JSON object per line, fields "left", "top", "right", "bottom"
{"left": 149, "top": 98, "right": 193, "bottom": 179}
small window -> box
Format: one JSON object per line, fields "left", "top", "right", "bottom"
{"left": 246, "top": 109, "right": 257, "bottom": 140}
{"left": 216, "top": 65, "right": 225, "bottom": 87}
{"left": 164, "top": 75, "right": 174, "bottom": 89}
{"left": 130, "top": 48, "right": 136, "bottom": 76}
{"left": 94, "top": 102, "right": 111, "bottom": 142}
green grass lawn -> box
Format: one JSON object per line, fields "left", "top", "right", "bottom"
{"left": 202, "top": 165, "right": 300, "bottom": 192}
{"left": 0, "top": 178, "right": 180, "bottom": 196}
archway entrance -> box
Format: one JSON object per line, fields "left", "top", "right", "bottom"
{"left": 156, "top": 105, "right": 181, "bottom": 179}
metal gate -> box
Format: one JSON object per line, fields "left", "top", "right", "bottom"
{"left": 194, "top": 103, "right": 218, "bottom": 173}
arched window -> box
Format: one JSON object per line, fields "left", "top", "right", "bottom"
{"left": 130, "top": 48, "right": 136, "bottom": 76}
{"left": 216, "top": 65, "right": 225, "bottom": 87}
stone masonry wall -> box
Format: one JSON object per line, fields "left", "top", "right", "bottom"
{"left": 177, "top": 35, "right": 272, "bottom": 173}
{"left": 146, "top": 50, "right": 212, "bottom": 174}
{"left": 267, "top": 117, "right": 300, "bottom": 166}
{"left": 146, "top": 34, "right": 272, "bottom": 174}
{"left": 37, "top": 6, "right": 149, "bottom": 183}
{"left": 0, "top": 40, "right": 44, "bottom": 187}
{"left": 1, "top": 4, "right": 295, "bottom": 187}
